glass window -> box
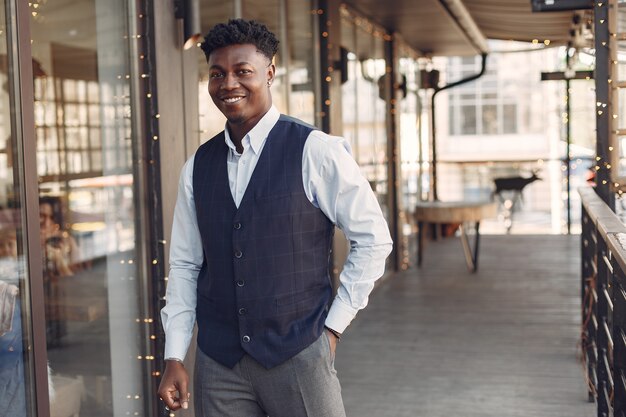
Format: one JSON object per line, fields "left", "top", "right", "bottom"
{"left": 503, "top": 103, "right": 517, "bottom": 134}
{"left": 460, "top": 56, "right": 476, "bottom": 66}
{"left": 460, "top": 105, "right": 477, "bottom": 134}
{"left": 448, "top": 103, "right": 457, "bottom": 136}
{"left": 0, "top": 2, "right": 34, "bottom": 416}
{"left": 482, "top": 104, "right": 498, "bottom": 134}
{"left": 30, "top": 1, "right": 149, "bottom": 416}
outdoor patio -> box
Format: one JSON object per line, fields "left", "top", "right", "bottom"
{"left": 337, "top": 234, "right": 594, "bottom": 417}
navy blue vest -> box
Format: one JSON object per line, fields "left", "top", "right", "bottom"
{"left": 193, "top": 115, "right": 334, "bottom": 369}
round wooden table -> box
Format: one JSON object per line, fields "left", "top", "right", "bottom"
{"left": 415, "top": 201, "right": 497, "bottom": 272}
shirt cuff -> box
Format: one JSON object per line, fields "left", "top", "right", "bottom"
{"left": 163, "top": 329, "right": 191, "bottom": 362}
{"left": 325, "top": 299, "right": 357, "bottom": 334}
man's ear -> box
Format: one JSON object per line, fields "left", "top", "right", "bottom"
{"left": 267, "top": 63, "right": 276, "bottom": 85}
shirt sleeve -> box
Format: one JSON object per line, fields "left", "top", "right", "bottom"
{"left": 160, "top": 156, "right": 204, "bottom": 361}
{"left": 302, "top": 131, "right": 393, "bottom": 334}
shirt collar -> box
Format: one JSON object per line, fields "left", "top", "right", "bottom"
{"left": 224, "top": 106, "right": 280, "bottom": 155}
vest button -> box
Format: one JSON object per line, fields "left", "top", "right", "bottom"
{"left": 242, "top": 335, "right": 251, "bottom": 343}
{"left": 236, "top": 280, "right": 245, "bottom": 287}
{"left": 238, "top": 308, "right": 247, "bottom": 315}
{"left": 234, "top": 250, "right": 243, "bottom": 258}
{"left": 234, "top": 222, "right": 241, "bottom": 230}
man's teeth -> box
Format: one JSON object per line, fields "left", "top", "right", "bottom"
{"left": 224, "top": 97, "right": 243, "bottom": 103}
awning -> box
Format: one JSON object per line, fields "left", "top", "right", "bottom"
{"left": 344, "top": 0, "right": 584, "bottom": 56}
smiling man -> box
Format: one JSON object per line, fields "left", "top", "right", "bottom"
{"left": 157, "top": 19, "right": 392, "bottom": 417}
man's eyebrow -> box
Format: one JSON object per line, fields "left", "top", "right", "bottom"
{"left": 209, "top": 61, "right": 253, "bottom": 70}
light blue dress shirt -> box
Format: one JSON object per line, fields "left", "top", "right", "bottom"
{"left": 161, "top": 106, "right": 393, "bottom": 360}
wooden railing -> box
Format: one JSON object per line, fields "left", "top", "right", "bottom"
{"left": 580, "top": 187, "right": 626, "bottom": 416}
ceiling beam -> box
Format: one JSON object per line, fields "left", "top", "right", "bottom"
{"left": 438, "top": 0, "right": 489, "bottom": 54}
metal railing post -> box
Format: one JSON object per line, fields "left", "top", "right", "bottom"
{"left": 581, "top": 206, "right": 597, "bottom": 403}
{"left": 597, "top": 237, "right": 611, "bottom": 415}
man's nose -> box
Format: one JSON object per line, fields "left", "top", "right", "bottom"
{"left": 221, "top": 73, "right": 239, "bottom": 89}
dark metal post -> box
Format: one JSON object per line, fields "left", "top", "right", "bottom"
{"left": 595, "top": 0, "right": 615, "bottom": 209}
{"left": 614, "top": 267, "right": 626, "bottom": 414}
{"left": 596, "top": 237, "right": 610, "bottom": 416}
{"left": 580, "top": 207, "right": 596, "bottom": 402}
{"left": 133, "top": 1, "right": 165, "bottom": 415}
{"left": 385, "top": 37, "right": 400, "bottom": 271}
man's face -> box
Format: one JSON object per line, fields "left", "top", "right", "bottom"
{"left": 0, "top": 232, "right": 17, "bottom": 258}
{"left": 207, "top": 44, "right": 274, "bottom": 132}
{"left": 39, "top": 203, "right": 54, "bottom": 229}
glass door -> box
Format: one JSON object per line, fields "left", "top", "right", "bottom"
{"left": 27, "top": 1, "right": 152, "bottom": 416}
{"left": 0, "top": 0, "right": 33, "bottom": 412}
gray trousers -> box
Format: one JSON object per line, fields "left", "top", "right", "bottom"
{"left": 194, "top": 332, "right": 346, "bottom": 417}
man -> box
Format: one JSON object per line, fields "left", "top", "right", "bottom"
{"left": 158, "top": 19, "right": 392, "bottom": 417}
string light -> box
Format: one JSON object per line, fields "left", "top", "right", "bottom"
{"left": 128, "top": 0, "right": 167, "bottom": 406}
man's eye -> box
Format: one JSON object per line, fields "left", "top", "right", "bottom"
{"left": 209, "top": 73, "right": 224, "bottom": 79}
{"left": 237, "top": 69, "right": 252, "bottom": 75}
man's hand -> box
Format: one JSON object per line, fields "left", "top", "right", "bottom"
{"left": 158, "top": 360, "right": 190, "bottom": 411}
{"left": 325, "top": 328, "right": 339, "bottom": 357}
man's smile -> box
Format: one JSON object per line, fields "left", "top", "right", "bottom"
{"left": 222, "top": 96, "right": 245, "bottom": 104}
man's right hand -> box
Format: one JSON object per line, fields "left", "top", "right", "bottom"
{"left": 158, "top": 360, "right": 190, "bottom": 411}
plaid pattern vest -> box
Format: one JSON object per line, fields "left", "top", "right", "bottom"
{"left": 193, "top": 115, "right": 334, "bottom": 369}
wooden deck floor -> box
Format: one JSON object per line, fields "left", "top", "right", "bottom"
{"left": 335, "top": 235, "right": 596, "bottom": 417}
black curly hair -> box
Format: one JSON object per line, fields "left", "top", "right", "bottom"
{"left": 200, "top": 19, "right": 279, "bottom": 62}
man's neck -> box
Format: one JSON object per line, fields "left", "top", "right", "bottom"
{"left": 226, "top": 125, "right": 243, "bottom": 153}
{"left": 227, "top": 106, "right": 272, "bottom": 153}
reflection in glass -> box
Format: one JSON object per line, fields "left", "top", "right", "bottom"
{"left": 0, "top": 228, "right": 27, "bottom": 417}
{"left": 30, "top": 1, "right": 146, "bottom": 416}
{"left": 0, "top": 1, "right": 31, "bottom": 416}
